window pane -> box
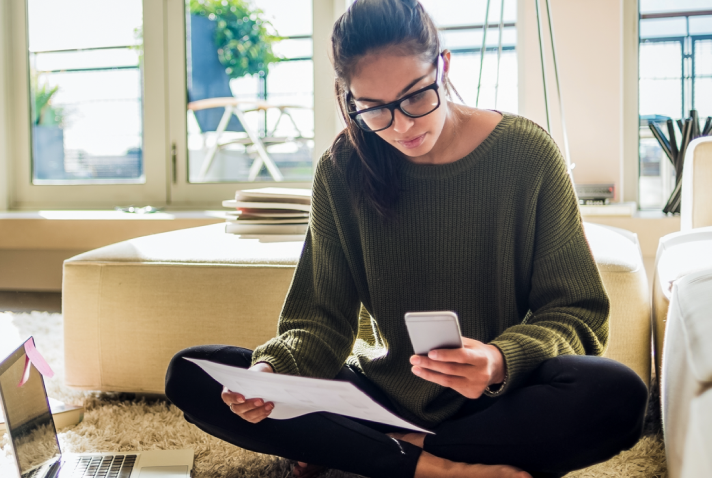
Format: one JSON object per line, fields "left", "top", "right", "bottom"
{"left": 638, "top": 40, "right": 682, "bottom": 210}
{"left": 185, "top": 0, "right": 314, "bottom": 183}
{"left": 420, "top": 0, "right": 516, "bottom": 27}
{"left": 639, "top": 41, "right": 683, "bottom": 119}
{"left": 27, "top": 0, "right": 144, "bottom": 184}
{"left": 689, "top": 15, "right": 712, "bottom": 35}
{"left": 434, "top": 0, "right": 518, "bottom": 113}
{"left": 639, "top": 18, "right": 688, "bottom": 39}
{"left": 448, "top": 50, "right": 518, "bottom": 113}
{"left": 694, "top": 39, "right": 712, "bottom": 119}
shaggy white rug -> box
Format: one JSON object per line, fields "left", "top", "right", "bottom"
{"left": 0, "top": 312, "right": 667, "bottom": 478}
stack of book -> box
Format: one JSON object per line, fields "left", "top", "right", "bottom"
{"left": 222, "top": 187, "right": 311, "bottom": 235}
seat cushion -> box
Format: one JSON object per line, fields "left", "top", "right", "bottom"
{"left": 63, "top": 224, "right": 304, "bottom": 393}
{"left": 661, "top": 268, "right": 712, "bottom": 478}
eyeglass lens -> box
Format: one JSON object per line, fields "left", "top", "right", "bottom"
{"left": 355, "top": 88, "right": 439, "bottom": 132}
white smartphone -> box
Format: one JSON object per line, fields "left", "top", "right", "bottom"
{"left": 404, "top": 311, "right": 463, "bottom": 356}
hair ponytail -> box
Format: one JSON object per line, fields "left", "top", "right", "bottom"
{"left": 330, "top": 0, "right": 455, "bottom": 222}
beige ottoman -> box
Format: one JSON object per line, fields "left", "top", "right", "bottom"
{"left": 63, "top": 222, "right": 651, "bottom": 394}
{"left": 661, "top": 268, "right": 712, "bottom": 478}
{"left": 653, "top": 226, "right": 712, "bottom": 381}
{"left": 63, "top": 224, "right": 304, "bottom": 393}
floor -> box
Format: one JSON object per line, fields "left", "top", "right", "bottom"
{"left": 0, "top": 290, "right": 62, "bottom": 313}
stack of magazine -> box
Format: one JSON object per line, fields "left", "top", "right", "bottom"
{"left": 222, "top": 187, "right": 311, "bottom": 235}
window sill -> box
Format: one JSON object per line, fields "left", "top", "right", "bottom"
{"left": 0, "top": 210, "right": 225, "bottom": 251}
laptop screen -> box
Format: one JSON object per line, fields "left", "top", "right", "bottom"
{"left": 0, "top": 340, "right": 61, "bottom": 476}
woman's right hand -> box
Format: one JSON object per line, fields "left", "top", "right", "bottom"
{"left": 221, "top": 362, "right": 275, "bottom": 424}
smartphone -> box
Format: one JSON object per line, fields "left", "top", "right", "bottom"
{"left": 404, "top": 311, "right": 463, "bottom": 356}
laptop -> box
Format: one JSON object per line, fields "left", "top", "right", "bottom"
{"left": 0, "top": 337, "right": 194, "bottom": 478}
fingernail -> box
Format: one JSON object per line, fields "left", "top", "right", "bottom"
{"left": 266, "top": 404, "right": 273, "bottom": 411}
{"left": 411, "top": 356, "right": 420, "bottom": 365}
{"left": 412, "top": 366, "right": 421, "bottom": 375}
{"left": 428, "top": 351, "right": 437, "bottom": 359}
{"left": 236, "top": 396, "right": 245, "bottom": 403}
{"left": 255, "top": 399, "right": 263, "bottom": 406}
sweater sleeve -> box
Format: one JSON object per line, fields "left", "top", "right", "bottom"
{"left": 250, "top": 155, "right": 362, "bottom": 378}
{"left": 488, "top": 137, "right": 610, "bottom": 395}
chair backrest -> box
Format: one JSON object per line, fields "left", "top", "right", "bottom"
{"left": 187, "top": 14, "right": 244, "bottom": 133}
{"left": 681, "top": 136, "right": 712, "bottom": 230}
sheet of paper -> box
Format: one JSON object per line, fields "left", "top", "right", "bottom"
{"left": 185, "top": 358, "right": 433, "bottom": 434}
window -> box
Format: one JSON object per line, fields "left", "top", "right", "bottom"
{"left": 639, "top": 1, "right": 712, "bottom": 210}
{"left": 2, "top": 0, "right": 518, "bottom": 209}
{"left": 421, "top": 0, "right": 518, "bottom": 114}
{"left": 184, "top": 0, "right": 314, "bottom": 184}
{"left": 28, "top": 0, "right": 144, "bottom": 184}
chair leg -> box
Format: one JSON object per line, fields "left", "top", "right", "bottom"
{"left": 234, "top": 108, "right": 284, "bottom": 182}
{"left": 199, "top": 106, "right": 234, "bottom": 179}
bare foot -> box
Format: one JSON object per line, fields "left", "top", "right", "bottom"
{"left": 387, "top": 432, "right": 426, "bottom": 448}
{"left": 292, "top": 461, "right": 326, "bottom": 478}
{"left": 415, "top": 451, "right": 532, "bottom": 478}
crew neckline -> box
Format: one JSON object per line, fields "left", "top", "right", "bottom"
{"left": 398, "top": 111, "right": 517, "bottom": 179}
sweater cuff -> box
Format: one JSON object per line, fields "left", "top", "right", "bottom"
{"left": 486, "top": 338, "right": 540, "bottom": 395}
{"left": 251, "top": 340, "right": 300, "bottom": 376}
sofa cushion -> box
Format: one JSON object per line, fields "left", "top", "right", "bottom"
{"left": 672, "top": 269, "right": 712, "bottom": 384}
{"left": 681, "top": 388, "right": 712, "bottom": 478}
{"left": 662, "top": 268, "right": 712, "bottom": 478}
{"left": 653, "top": 227, "right": 712, "bottom": 379}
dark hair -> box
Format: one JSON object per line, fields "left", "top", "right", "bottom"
{"left": 330, "top": 0, "right": 457, "bottom": 222}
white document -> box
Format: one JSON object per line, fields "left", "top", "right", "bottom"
{"left": 185, "top": 358, "right": 433, "bottom": 434}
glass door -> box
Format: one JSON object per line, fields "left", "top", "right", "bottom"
{"left": 166, "top": 0, "right": 315, "bottom": 208}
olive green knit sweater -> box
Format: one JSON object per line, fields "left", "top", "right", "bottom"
{"left": 252, "top": 113, "right": 610, "bottom": 429}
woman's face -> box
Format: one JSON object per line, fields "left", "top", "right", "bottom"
{"left": 349, "top": 50, "right": 450, "bottom": 158}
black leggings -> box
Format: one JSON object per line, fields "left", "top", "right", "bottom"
{"left": 165, "top": 346, "right": 648, "bottom": 478}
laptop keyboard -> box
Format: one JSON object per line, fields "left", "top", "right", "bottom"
{"left": 58, "top": 455, "right": 137, "bottom": 478}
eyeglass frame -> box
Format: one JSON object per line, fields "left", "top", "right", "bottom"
{"left": 346, "top": 53, "right": 445, "bottom": 133}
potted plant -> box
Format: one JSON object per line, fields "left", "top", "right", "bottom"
{"left": 189, "top": 0, "right": 282, "bottom": 81}
{"left": 31, "top": 72, "right": 66, "bottom": 180}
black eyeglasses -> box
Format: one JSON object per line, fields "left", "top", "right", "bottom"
{"left": 347, "top": 54, "right": 444, "bottom": 133}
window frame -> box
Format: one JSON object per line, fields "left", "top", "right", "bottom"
{"left": 164, "top": 0, "right": 320, "bottom": 208}
{"left": 5, "top": 0, "right": 169, "bottom": 210}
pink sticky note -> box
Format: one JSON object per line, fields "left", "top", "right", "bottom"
{"left": 19, "top": 339, "right": 54, "bottom": 387}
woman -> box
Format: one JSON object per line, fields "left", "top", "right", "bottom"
{"left": 165, "top": 1, "right": 648, "bottom": 477}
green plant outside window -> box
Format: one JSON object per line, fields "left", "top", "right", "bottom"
{"left": 189, "top": 0, "right": 282, "bottom": 79}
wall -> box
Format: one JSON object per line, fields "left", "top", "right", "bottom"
{"left": 517, "top": 0, "right": 630, "bottom": 201}
{"left": 0, "top": 214, "right": 223, "bottom": 291}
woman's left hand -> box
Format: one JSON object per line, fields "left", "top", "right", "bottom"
{"left": 410, "top": 337, "right": 506, "bottom": 399}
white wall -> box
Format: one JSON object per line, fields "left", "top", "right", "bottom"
{"left": 518, "top": 0, "right": 630, "bottom": 201}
